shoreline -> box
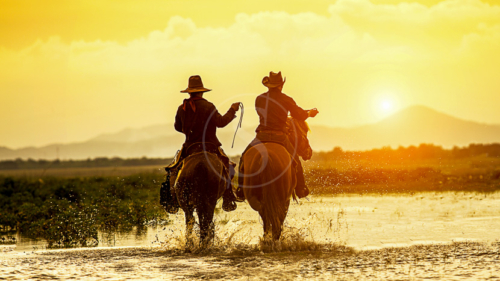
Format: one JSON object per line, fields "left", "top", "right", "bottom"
{"left": 2, "top": 241, "right": 500, "bottom": 280}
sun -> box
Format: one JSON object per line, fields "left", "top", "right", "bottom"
{"left": 371, "top": 92, "right": 400, "bottom": 119}
{"left": 381, "top": 100, "right": 392, "bottom": 111}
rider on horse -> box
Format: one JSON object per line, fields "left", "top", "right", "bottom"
{"left": 236, "top": 71, "right": 318, "bottom": 200}
{"left": 165, "top": 75, "right": 241, "bottom": 212}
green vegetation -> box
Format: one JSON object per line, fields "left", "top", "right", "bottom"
{"left": 0, "top": 157, "right": 173, "bottom": 170}
{"left": 306, "top": 143, "right": 500, "bottom": 194}
{"left": 0, "top": 173, "right": 167, "bottom": 248}
{"left": 313, "top": 143, "right": 500, "bottom": 162}
{"left": 305, "top": 167, "right": 500, "bottom": 194}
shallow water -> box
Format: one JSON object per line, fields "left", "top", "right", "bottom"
{"left": 8, "top": 192, "right": 500, "bottom": 251}
{"left": 2, "top": 192, "right": 500, "bottom": 280}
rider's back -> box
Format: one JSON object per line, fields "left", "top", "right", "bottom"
{"left": 175, "top": 98, "right": 234, "bottom": 146}
{"left": 255, "top": 91, "right": 308, "bottom": 133}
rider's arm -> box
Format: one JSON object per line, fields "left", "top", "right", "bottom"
{"left": 283, "top": 94, "right": 309, "bottom": 121}
{"left": 212, "top": 106, "right": 237, "bottom": 128}
{"left": 174, "top": 106, "right": 183, "bottom": 133}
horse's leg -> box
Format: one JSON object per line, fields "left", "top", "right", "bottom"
{"left": 184, "top": 208, "right": 195, "bottom": 251}
{"left": 273, "top": 201, "right": 290, "bottom": 241}
{"left": 198, "top": 206, "right": 215, "bottom": 248}
{"left": 259, "top": 210, "right": 272, "bottom": 241}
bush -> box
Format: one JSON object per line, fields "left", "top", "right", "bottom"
{"left": 0, "top": 174, "right": 167, "bottom": 248}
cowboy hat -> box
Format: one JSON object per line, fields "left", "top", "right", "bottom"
{"left": 262, "top": 71, "right": 286, "bottom": 88}
{"left": 180, "top": 75, "right": 212, "bottom": 93}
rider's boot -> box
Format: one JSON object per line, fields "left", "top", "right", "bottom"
{"left": 235, "top": 160, "right": 245, "bottom": 202}
{"left": 161, "top": 171, "right": 179, "bottom": 214}
{"left": 222, "top": 162, "right": 238, "bottom": 212}
{"left": 167, "top": 190, "right": 180, "bottom": 214}
{"left": 294, "top": 160, "right": 310, "bottom": 199}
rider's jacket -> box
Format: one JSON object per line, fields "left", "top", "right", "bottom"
{"left": 255, "top": 89, "right": 308, "bottom": 133}
{"left": 175, "top": 97, "right": 236, "bottom": 147}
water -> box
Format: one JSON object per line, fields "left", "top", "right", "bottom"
{"left": 2, "top": 192, "right": 500, "bottom": 280}
{"left": 6, "top": 192, "right": 500, "bottom": 251}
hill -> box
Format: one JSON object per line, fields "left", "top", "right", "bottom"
{"left": 308, "top": 105, "right": 500, "bottom": 151}
{"left": 1, "top": 105, "right": 499, "bottom": 160}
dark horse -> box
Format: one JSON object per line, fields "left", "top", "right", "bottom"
{"left": 242, "top": 117, "right": 312, "bottom": 240}
{"left": 163, "top": 149, "right": 228, "bottom": 248}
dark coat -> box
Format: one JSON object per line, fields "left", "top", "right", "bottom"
{"left": 175, "top": 97, "right": 236, "bottom": 147}
{"left": 255, "top": 90, "right": 308, "bottom": 133}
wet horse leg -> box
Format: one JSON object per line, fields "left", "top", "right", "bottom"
{"left": 198, "top": 208, "right": 215, "bottom": 248}
{"left": 184, "top": 208, "right": 195, "bottom": 251}
{"left": 273, "top": 201, "right": 290, "bottom": 240}
{"left": 259, "top": 210, "right": 272, "bottom": 241}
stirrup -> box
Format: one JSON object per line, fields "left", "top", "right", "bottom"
{"left": 295, "top": 186, "right": 310, "bottom": 199}
{"left": 234, "top": 186, "right": 245, "bottom": 202}
{"left": 166, "top": 204, "right": 179, "bottom": 214}
{"left": 222, "top": 190, "right": 237, "bottom": 212}
{"left": 166, "top": 193, "right": 180, "bottom": 214}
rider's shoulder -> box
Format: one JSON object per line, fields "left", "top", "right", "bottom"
{"left": 280, "top": 92, "right": 296, "bottom": 103}
{"left": 203, "top": 99, "right": 215, "bottom": 107}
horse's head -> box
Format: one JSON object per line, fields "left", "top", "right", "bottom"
{"left": 286, "top": 117, "right": 313, "bottom": 160}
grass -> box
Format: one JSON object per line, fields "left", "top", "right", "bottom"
{"left": 304, "top": 155, "right": 500, "bottom": 194}
{"left": 0, "top": 165, "right": 165, "bottom": 178}
{"left": 0, "top": 173, "right": 168, "bottom": 248}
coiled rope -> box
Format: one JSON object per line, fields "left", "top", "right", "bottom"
{"left": 231, "top": 103, "right": 244, "bottom": 148}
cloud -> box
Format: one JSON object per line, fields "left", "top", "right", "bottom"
{"left": 330, "top": 0, "right": 500, "bottom": 50}
{"left": 1, "top": 0, "right": 500, "bottom": 148}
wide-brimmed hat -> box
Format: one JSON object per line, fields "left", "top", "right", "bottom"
{"left": 262, "top": 71, "right": 286, "bottom": 88}
{"left": 180, "top": 75, "right": 212, "bottom": 93}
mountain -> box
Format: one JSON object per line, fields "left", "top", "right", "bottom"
{"left": 307, "top": 105, "right": 500, "bottom": 151}
{"left": 1, "top": 105, "right": 500, "bottom": 160}
{"left": 90, "top": 124, "right": 173, "bottom": 143}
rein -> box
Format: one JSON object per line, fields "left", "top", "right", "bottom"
{"left": 231, "top": 103, "right": 244, "bottom": 148}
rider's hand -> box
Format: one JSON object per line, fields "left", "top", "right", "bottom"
{"left": 308, "top": 108, "right": 319, "bottom": 118}
{"left": 231, "top": 102, "right": 241, "bottom": 112}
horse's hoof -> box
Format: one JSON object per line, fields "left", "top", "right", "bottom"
{"left": 166, "top": 206, "right": 179, "bottom": 214}
{"left": 222, "top": 200, "right": 237, "bottom": 212}
{"left": 295, "top": 186, "right": 310, "bottom": 199}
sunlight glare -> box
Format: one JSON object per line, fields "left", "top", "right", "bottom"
{"left": 381, "top": 100, "right": 392, "bottom": 111}
{"left": 371, "top": 92, "right": 400, "bottom": 120}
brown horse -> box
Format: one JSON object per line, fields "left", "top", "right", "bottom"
{"left": 171, "top": 151, "right": 228, "bottom": 248}
{"left": 242, "top": 117, "right": 312, "bottom": 240}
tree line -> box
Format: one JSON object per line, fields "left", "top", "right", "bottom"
{"left": 0, "top": 157, "right": 174, "bottom": 170}
{"left": 1, "top": 143, "right": 499, "bottom": 170}
{"left": 313, "top": 143, "right": 500, "bottom": 162}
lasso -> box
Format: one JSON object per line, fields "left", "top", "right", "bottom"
{"left": 231, "top": 103, "right": 244, "bottom": 148}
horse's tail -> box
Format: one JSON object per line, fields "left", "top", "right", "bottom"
{"left": 259, "top": 153, "right": 290, "bottom": 238}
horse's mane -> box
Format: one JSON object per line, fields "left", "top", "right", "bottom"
{"left": 287, "top": 116, "right": 311, "bottom": 134}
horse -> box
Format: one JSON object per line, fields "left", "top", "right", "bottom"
{"left": 242, "top": 117, "right": 312, "bottom": 241}
{"left": 166, "top": 148, "right": 229, "bottom": 249}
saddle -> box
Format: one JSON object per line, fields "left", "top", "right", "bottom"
{"left": 165, "top": 142, "right": 220, "bottom": 172}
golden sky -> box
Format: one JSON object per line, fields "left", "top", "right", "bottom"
{"left": 1, "top": 0, "right": 500, "bottom": 148}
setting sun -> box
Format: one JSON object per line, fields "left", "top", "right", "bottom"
{"left": 381, "top": 100, "right": 393, "bottom": 111}
{"left": 371, "top": 92, "right": 400, "bottom": 119}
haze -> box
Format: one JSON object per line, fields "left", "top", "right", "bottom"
{"left": 1, "top": 0, "right": 500, "bottom": 149}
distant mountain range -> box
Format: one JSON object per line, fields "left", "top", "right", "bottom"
{"left": 308, "top": 105, "right": 500, "bottom": 152}
{"left": 1, "top": 105, "right": 499, "bottom": 160}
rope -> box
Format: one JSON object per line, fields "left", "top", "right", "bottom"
{"left": 231, "top": 103, "right": 244, "bottom": 148}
